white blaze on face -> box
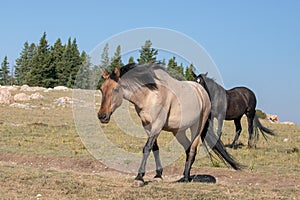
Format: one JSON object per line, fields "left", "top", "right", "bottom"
{"left": 197, "top": 78, "right": 201, "bottom": 83}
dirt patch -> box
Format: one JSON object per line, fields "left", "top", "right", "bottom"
{"left": 0, "top": 153, "right": 110, "bottom": 174}
{"left": 0, "top": 153, "right": 299, "bottom": 192}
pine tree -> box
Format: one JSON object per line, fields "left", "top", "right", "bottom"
{"left": 128, "top": 56, "right": 135, "bottom": 64}
{"left": 0, "top": 56, "right": 10, "bottom": 85}
{"left": 160, "top": 58, "right": 166, "bottom": 66}
{"left": 15, "top": 42, "right": 36, "bottom": 85}
{"left": 14, "top": 33, "right": 85, "bottom": 88}
{"left": 51, "top": 38, "right": 65, "bottom": 86}
{"left": 67, "top": 38, "right": 82, "bottom": 88}
{"left": 75, "top": 51, "right": 91, "bottom": 89}
{"left": 94, "top": 43, "right": 110, "bottom": 88}
{"left": 58, "top": 38, "right": 73, "bottom": 86}
{"left": 166, "top": 56, "right": 184, "bottom": 80}
{"left": 27, "top": 32, "right": 52, "bottom": 87}
{"left": 137, "top": 40, "right": 158, "bottom": 64}
{"left": 91, "top": 65, "right": 102, "bottom": 89}
{"left": 100, "top": 43, "right": 110, "bottom": 69}
{"left": 185, "top": 64, "right": 195, "bottom": 81}
{"left": 109, "top": 45, "right": 123, "bottom": 72}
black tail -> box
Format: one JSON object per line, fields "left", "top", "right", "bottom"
{"left": 201, "top": 120, "right": 243, "bottom": 170}
{"left": 253, "top": 114, "right": 275, "bottom": 141}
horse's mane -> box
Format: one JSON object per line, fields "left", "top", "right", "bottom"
{"left": 201, "top": 73, "right": 216, "bottom": 83}
{"left": 118, "top": 63, "right": 164, "bottom": 91}
{"left": 198, "top": 74, "right": 212, "bottom": 101}
{"left": 119, "top": 63, "right": 137, "bottom": 77}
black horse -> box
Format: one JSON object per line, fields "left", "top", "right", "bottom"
{"left": 194, "top": 73, "right": 275, "bottom": 148}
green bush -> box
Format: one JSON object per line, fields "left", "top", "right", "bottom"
{"left": 256, "top": 109, "right": 267, "bottom": 119}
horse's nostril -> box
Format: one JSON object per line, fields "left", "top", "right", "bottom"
{"left": 98, "top": 113, "right": 106, "bottom": 120}
{"left": 98, "top": 112, "right": 111, "bottom": 123}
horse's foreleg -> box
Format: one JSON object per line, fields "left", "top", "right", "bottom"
{"left": 132, "top": 134, "right": 160, "bottom": 187}
{"left": 230, "top": 118, "right": 242, "bottom": 149}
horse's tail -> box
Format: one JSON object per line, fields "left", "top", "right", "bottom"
{"left": 253, "top": 114, "right": 275, "bottom": 141}
{"left": 201, "top": 120, "right": 243, "bottom": 170}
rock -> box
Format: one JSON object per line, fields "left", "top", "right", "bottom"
{"left": 14, "top": 92, "right": 44, "bottom": 101}
{"left": 20, "top": 85, "right": 31, "bottom": 91}
{"left": 30, "top": 92, "right": 44, "bottom": 100}
{"left": 1, "top": 85, "right": 19, "bottom": 91}
{"left": 266, "top": 114, "right": 278, "bottom": 123}
{"left": 20, "top": 85, "right": 45, "bottom": 92}
{"left": 14, "top": 93, "right": 30, "bottom": 101}
{"left": 131, "top": 180, "right": 145, "bottom": 187}
{"left": 36, "top": 193, "right": 42, "bottom": 200}
{"left": 31, "top": 86, "right": 46, "bottom": 91}
{"left": 281, "top": 122, "right": 295, "bottom": 126}
{"left": 54, "top": 96, "right": 73, "bottom": 106}
{"left": 9, "top": 103, "right": 38, "bottom": 109}
{"left": 53, "top": 86, "right": 69, "bottom": 91}
{"left": 10, "top": 103, "right": 31, "bottom": 109}
{"left": 43, "top": 88, "right": 53, "bottom": 93}
{"left": 0, "top": 88, "right": 14, "bottom": 104}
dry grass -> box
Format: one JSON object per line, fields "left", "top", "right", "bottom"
{"left": 0, "top": 89, "right": 299, "bottom": 199}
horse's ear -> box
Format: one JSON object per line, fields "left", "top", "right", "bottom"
{"left": 191, "top": 71, "right": 197, "bottom": 79}
{"left": 114, "top": 68, "right": 120, "bottom": 79}
{"left": 102, "top": 69, "right": 109, "bottom": 79}
{"left": 204, "top": 72, "right": 208, "bottom": 76}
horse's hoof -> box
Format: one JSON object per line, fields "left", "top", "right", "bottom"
{"left": 153, "top": 177, "right": 163, "bottom": 183}
{"left": 131, "top": 180, "right": 145, "bottom": 187}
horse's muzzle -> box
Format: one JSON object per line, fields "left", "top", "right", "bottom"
{"left": 98, "top": 112, "right": 111, "bottom": 123}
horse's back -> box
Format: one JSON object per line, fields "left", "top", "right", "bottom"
{"left": 227, "top": 87, "right": 256, "bottom": 104}
{"left": 226, "top": 86, "right": 257, "bottom": 119}
{"left": 187, "top": 81, "right": 211, "bottom": 108}
{"left": 161, "top": 80, "right": 210, "bottom": 131}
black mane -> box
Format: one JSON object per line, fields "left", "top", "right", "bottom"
{"left": 116, "top": 63, "right": 160, "bottom": 90}
{"left": 197, "top": 74, "right": 211, "bottom": 101}
{"left": 120, "top": 63, "right": 137, "bottom": 77}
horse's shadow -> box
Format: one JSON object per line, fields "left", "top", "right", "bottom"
{"left": 144, "top": 174, "right": 217, "bottom": 186}
{"left": 176, "top": 174, "right": 217, "bottom": 184}
{"left": 225, "top": 142, "right": 245, "bottom": 149}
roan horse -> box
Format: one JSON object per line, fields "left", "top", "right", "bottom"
{"left": 98, "top": 63, "right": 241, "bottom": 187}
{"left": 194, "top": 73, "right": 275, "bottom": 148}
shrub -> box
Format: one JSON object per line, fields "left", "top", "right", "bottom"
{"left": 256, "top": 109, "right": 267, "bottom": 119}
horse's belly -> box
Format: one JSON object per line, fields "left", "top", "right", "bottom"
{"left": 163, "top": 105, "right": 201, "bottom": 131}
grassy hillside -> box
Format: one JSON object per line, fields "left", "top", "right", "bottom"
{"left": 0, "top": 88, "right": 299, "bottom": 199}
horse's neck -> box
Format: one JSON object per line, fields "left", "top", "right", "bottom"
{"left": 122, "top": 87, "right": 148, "bottom": 110}
{"left": 206, "top": 78, "right": 222, "bottom": 93}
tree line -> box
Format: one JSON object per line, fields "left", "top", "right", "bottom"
{"left": 1, "top": 33, "right": 196, "bottom": 88}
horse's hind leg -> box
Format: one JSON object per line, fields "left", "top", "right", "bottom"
{"left": 152, "top": 139, "right": 163, "bottom": 181}
{"left": 230, "top": 117, "right": 242, "bottom": 149}
{"left": 182, "top": 133, "right": 201, "bottom": 182}
{"left": 216, "top": 114, "right": 225, "bottom": 139}
{"left": 246, "top": 112, "right": 255, "bottom": 148}
{"left": 173, "top": 130, "right": 192, "bottom": 182}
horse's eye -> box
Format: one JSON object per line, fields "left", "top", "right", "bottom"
{"left": 114, "top": 88, "right": 119, "bottom": 93}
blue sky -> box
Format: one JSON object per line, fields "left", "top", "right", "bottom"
{"left": 1, "top": 1, "right": 299, "bottom": 124}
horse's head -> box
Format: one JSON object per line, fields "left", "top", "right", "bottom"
{"left": 98, "top": 68, "right": 123, "bottom": 123}
{"left": 195, "top": 72, "right": 208, "bottom": 87}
